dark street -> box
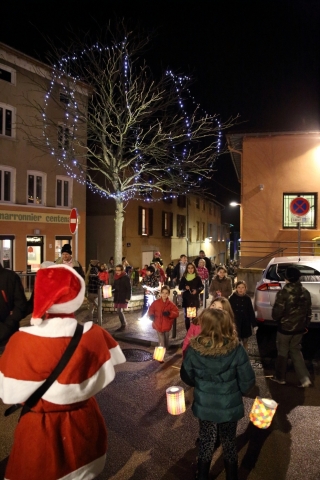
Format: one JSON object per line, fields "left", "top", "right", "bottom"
{"left": 1, "top": 310, "right": 320, "bottom": 479}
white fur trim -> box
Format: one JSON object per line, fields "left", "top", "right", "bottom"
{"left": 30, "top": 317, "right": 43, "bottom": 326}
{"left": 4, "top": 454, "right": 106, "bottom": 480}
{"left": 0, "top": 345, "right": 125, "bottom": 405}
{"left": 57, "top": 454, "right": 106, "bottom": 480}
{"left": 44, "top": 264, "right": 85, "bottom": 314}
{"left": 20, "top": 318, "right": 93, "bottom": 337}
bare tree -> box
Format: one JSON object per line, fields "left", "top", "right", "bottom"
{"left": 23, "top": 27, "right": 237, "bottom": 264}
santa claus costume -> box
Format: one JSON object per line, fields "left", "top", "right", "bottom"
{"left": 0, "top": 264, "right": 126, "bottom": 480}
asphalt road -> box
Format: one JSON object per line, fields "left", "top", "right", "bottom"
{"left": 1, "top": 326, "right": 320, "bottom": 479}
{"left": 93, "top": 340, "right": 320, "bottom": 480}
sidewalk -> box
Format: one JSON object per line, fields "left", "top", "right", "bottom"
{"left": 75, "top": 302, "right": 187, "bottom": 348}
{"left": 19, "top": 299, "right": 260, "bottom": 357}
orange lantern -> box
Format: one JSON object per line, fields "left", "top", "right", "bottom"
{"left": 153, "top": 346, "right": 166, "bottom": 362}
{"left": 166, "top": 386, "right": 186, "bottom": 415}
{"left": 102, "top": 285, "right": 112, "bottom": 299}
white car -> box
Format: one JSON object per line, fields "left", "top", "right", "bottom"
{"left": 254, "top": 256, "right": 320, "bottom": 326}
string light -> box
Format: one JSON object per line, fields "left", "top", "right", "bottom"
{"left": 42, "top": 39, "right": 223, "bottom": 202}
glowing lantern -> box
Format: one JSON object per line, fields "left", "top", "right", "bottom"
{"left": 249, "top": 397, "right": 278, "bottom": 429}
{"left": 102, "top": 285, "right": 112, "bottom": 299}
{"left": 153, "top": 346, "right": 166, "bottom": 362}
{"left": 166, "top": 386, "right": 186, "bottom": 415}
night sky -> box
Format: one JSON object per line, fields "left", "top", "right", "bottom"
{"left": 1, "top": 0, "right": 320, "bottom": 230}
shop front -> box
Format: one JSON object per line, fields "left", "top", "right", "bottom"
{"left": 0, "top": 206, "right": 85, "bottom": 272}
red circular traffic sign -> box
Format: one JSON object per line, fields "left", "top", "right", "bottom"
{"left": 289, "top": 197, "right": 310, "bottom": 217}
{"left": 69, "top": 208, "right": 78, "bottom": 234}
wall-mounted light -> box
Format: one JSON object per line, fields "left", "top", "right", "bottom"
{"left": 259, "top": 184, "right": 264, "bottom": 191}
{"left": 230, "top": 202, "right": 241, "bottom": 207}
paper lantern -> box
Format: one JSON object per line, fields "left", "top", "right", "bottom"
{"left": 249, "top": 396, "right": 278, "bottom": 429}
{"left": 166, "top": 386, "right": 186, "bottom": 415}
{"left": 102, "top": 285, "right": 112, "bottom": 299}
{"left": 187, "top": 306, "right": 197, "bottom": 318}
{"left": 153, "top": 346, "right": 166, "bottom": 362}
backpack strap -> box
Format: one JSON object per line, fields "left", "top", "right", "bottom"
{"left": 5, "top": 323, "right": 84, "bottom": 419}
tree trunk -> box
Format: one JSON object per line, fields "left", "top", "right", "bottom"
{"left": 114, "top": 199, "right": 124, "bottom": 265}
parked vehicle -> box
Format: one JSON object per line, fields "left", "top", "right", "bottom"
{"left": 254, "top": 256, "right": 320, "bottom": 326}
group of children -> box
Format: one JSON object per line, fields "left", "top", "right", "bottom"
{"left": 147, "top": 263, "right": 257, "bottom": 356}
{"left": 146, "top": 267, "right": 256, "bottom": 480}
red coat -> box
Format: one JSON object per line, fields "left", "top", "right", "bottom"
{"left": 0, "top": 317, "right": 126, "bottom": 480}
{"left": 98, "top": 270, "right": 109, "bottom": 284}
{"left": 148, "top": 298, "right": 179, "bottom": 332}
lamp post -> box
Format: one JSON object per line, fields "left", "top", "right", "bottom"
{"left": 230, "top": 203, "right": 241, "bottom": 261}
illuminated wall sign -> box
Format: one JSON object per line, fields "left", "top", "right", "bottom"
{"left": 0, "top": 210, "right": 70, "bottom": 223}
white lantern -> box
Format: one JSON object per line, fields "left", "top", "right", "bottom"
{"left": 153, "top": 346, "right": 166, "bottom": 362}
{"left": 102, "top": 285, "right": 112, "bottom": 298}
{"left": 166, "top": 386, "right": 186, "bottom": 415}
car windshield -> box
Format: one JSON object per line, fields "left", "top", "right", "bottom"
{"left": 266, "top": 263, "right": 320, "bottom": 281}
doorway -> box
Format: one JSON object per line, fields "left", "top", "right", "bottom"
{"left": 26, "top": 236, "right": 44, "bottom": 272}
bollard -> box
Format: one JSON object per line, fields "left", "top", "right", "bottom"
{"left": 97, "top": 286, "right": 103, "bottom": 326}
{"left": 172, "top": 291, "right": 178, "bottom": 338}
{"left": 203, "top": 280, "right": 208, "bottom": 309}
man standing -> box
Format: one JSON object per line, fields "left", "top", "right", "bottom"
{"left": 271, "top": 266, "right": 312, "bottom": 387}
{"left": 194, "top": 250, "right": 212, "bottom": 274}
{"left": 55, "top": 244, "right": 85, "bottom": 279}
{"left": 0, "top": 263, "right": 27, "bottom": 345}
{"left": 172, "top": 254, "right": 188, "bottom": 284}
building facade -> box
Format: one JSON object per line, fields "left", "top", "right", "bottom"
{"left": 86, "top": 190, "right": 228, "bottom": 269}
{"left": 0, "top": 43, "right": 87, "bottom": 272}
{"left": 227, "top": 131, "right": 320, "bottom": 267}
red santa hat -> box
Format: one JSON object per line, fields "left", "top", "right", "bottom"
{"left": 31, "top": 264, "right": 85, "bottom": 326}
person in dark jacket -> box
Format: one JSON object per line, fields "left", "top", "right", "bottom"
{"left": 194, "top": 250, "right": 212, "bottom": 275}
{"left": 113, "top": 264, "right": 132, "bottom": 331}
{"left": 209, "top": 266, "right": 233, "bottom": 298}
{"left": 55, "top": 244, "right": 85, "bottom": 279}
{"left": 271, "top": 266, "right": 312, "bottom": 387}
{"left": 141, "top": 266, "right": 160, "bottom": 317}
{"left": 87, "top": 260, "right": 104, "bottom": 321}
{"left": 0, "top": 263, "right": 27, "bottom": 346}
{"left": 179, "top": 262, "right": 203, "bottom": 331}
{"left": 172, "top": 254, "right": 188, "bottom": 284}
{"left": 229, "top": 280, "right": 257, "bottom": 351}
{"left": 181, "top": 308, "right": 255, "bottom": 480}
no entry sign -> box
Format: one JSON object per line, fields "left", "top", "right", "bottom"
{"left": 69, "top": 208, "right": 78, "bottom": 234}
{"left": 289, "top": 197, "right": 310, "bottom": 217}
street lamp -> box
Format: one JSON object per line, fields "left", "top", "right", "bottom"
{"left": 230, "top": 202, "right": 241, "bottom": 207}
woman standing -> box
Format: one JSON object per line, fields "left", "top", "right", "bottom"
{"left": 107, "top": 257, "right": 115, "bottom": 286}
{"left": 113, "top": 264, "right": 131, "bottom": 331}
{"left": 181, "top": 308, "right": 255, "bottom": 480}
{"left": 179, "top": 262, "right": 203, "bottom": 331}
{"left": 209, "top": 266, "right": 233, "bottom": 298}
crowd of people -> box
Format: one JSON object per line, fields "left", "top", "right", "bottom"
{"left": 0, "top": 249, "right": 312, "bottom": 480}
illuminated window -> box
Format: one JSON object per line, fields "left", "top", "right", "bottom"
{"left": 27, "top": 171, "right": 46, "bottom": 205}
{"left": 283, "top": 193, "right": 316, "bottom": 229}
{"left": 138, "top": 206, "right": 153, "bottom": 236}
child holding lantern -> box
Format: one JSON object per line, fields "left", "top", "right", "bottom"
{"left": 148, "top": 286, "right": 179, "bottom": 351}
{"left": 181, "top": 308, "right": 255, "bottom": 480}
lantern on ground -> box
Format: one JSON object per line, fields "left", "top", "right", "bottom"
{"left": 166, "top": 386, "right": 186, "bottom": 415}
{"left": 102, "top": 285, "right": 112, "bottom": 299}
{"left": 153, "top": 346, "right": 166, "bottom": 362}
